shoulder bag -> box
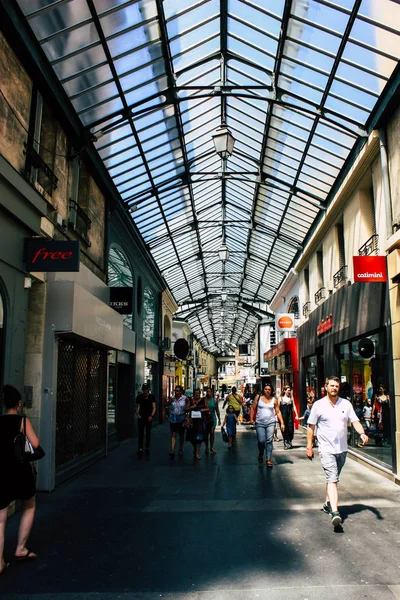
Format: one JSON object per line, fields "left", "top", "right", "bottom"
{"left": 13, "top": 417, "right": 45, "bottom": 463}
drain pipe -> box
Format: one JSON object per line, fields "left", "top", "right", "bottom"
{"left": 379, "top": 128, "right": 393, "bottom": 239}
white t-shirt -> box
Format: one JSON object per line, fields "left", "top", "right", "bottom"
{"left": 308, "top": 397, "right": 358, "bottom": 454}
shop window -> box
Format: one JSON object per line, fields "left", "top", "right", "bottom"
{"left": 145, "top": 360, "right": 154, "bottom": 390}
{"left": 337, "top": 331, "right": 393, "bottom": 467}
{"left": 304, "top": 355, "right": 320, "bottom": 406}
{"left": 143, "top": 287, "right": 156, "bottom": 343}
{"left": 108, "top": 246, "right": 134, "bottom": 330}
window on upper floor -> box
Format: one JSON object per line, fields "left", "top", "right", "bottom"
{"left": 315, "top": 251, "right": 326, "bottom": 304}
{"left": 143, "top": 287, "right": 156, "bottom": 343}
{"left": 303, "top": 268, "right": 311, "bottom": 317}
{"left": 25, "top": 90, "right": 59, "bottom": 197}
{"left": 163, "top": 315, "right": 171, "bottom": 349}
{"left": 108, "top": 246, "right": 134, "bottom": 330}
{"left": 336, "top": 223, "right": 345, "bottom": 268}
{"left": 287, "top": 296, "right": 300, "bottom": 319}
{"left": 334, "top": 222, "right": 347, "bottom": 288}
{"left": 69, "top": 157, "right": 92, "bottom": 246}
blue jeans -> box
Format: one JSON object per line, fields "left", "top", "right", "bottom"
{"left": 255, "top": 422, "right": 275, "bottom": 459}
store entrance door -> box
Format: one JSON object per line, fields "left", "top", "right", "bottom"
{"left": 0, "top": 283, "right": 5, "bottom": 387}
{"left": 116, "top": 362, "right": 132, "bottom": 438}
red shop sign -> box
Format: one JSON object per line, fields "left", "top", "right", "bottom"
{"left": 353, "top": 255, "right": 387, "bottom": 282}
{"left": 317, "top": 314, "right": 332, "bottom": 336}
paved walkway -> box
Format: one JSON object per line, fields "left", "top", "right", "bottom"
{"left": 2, "top": 422, "right": 400, "bottom": 600}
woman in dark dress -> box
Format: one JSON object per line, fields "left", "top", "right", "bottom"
{"left": 187, "top": 388, "right": 206, "bottom": 459}
{"left": 278, "top": 385, "right": 298, "bottom": 449}
{"left": 0, "top": 385, "right": 40, "bottom": 573}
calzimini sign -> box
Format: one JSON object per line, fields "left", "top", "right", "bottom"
{"left": 353, "top": 256, "right": 387, "bottom": 283}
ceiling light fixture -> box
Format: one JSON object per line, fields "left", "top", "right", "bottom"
{"left": 218, "top": 243, "right": 230, "bottom": 263}
{"left": 212, "top": 123, "right": 235, "bottom": 159}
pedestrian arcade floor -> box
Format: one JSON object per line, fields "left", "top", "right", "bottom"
{"left": 2, "top": 424, "right": 400, "bottom": 600}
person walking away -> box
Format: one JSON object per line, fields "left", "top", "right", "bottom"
{"left": 306, "top": 376, "right": 368, "bottom": 528}
{"left": 167, "top": 385, "right": 188, "bottom": 459}
{"left": 187, "top": 388, "right": 206, "bottom": 460}
{"left": 223, "top": 386, "right": 243, "bottom": 417}
{"left": 135, "top": 384, "right": 156, "bottom": 458}
{"left": 0, "top": 385, "right": 41, "bottom": 572}
{"left": 279, "top": 385, "right": 299, "bottom": 449}
{"left": 203, "top": 387, "right": 221, "bottom": 454}
{"left": 223, "top": 405, "right": 238, "bottom": 449}
{"left": 250, "top": 384, "right": 284, "bottom": 467}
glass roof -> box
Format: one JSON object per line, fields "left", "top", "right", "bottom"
{"left": 17, "top": 0, "right": 400, "bottom": 353}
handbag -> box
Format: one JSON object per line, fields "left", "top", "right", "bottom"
{"left": 204, "top": 411, "right": 213, "bottom": 423}
{"left": 221, "top": 426, "right": 228, "bottom": 443}
{"left": 13, "top": 417, "right": 45, "bottom": 463}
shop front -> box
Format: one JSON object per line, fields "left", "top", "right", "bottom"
{"left": 107, "top": 327, "right": 136, "bottom": 440}
{"left": 144, "top": 339, "right": 160, "bottom": 420}
{"left": 264, "top": 338, "right": 299, "bottom": 412}
{"left": 298, "top": 282, "right": 395, "bottom": 471}
{"left": 40, "top": 268, "right": 126, "bottom": 490}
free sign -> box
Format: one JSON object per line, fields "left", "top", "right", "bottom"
{"left": 24, "top": 239, "right": 80, "bottom": 272}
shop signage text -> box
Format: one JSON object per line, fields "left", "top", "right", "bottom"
{"left": 353, "top": 255, "right": 387, "bottom": 282}
{"left": 317, "top": 314, "right": 333, "bottom": 336}
{"left": 109, "top": 287, "right": 133, "bottom": 314}
{"left": 24, "top": 239, "right": 80, "bottom": 272}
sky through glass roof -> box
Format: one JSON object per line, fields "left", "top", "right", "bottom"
{"left": 16, "top": 0, "right": 400, "bottom": 353}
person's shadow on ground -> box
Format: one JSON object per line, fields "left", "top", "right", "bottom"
{"left": 326, "top": 504, "right": 383, "bottom": 534}
{"left": 340, "top": 503, "right": 383, "bottom": 522}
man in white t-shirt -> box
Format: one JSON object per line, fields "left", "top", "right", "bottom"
{"left": 306, "top": 376, "right": 368, "bottom": 528}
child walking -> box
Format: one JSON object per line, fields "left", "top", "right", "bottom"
{"left": 223, "top": 405, "right": 239, "bottom": 449}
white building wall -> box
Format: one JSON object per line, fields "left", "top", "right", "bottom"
{"left": 388, "top": 108, "right": 400, "bottom": 225}
{"left": 372, "top": 155, "right": 389, "bottom": 254}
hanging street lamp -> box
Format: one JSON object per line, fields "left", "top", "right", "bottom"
{"left": 218, "top": 243, "right": 230, "bottom": 263}
{"left": 212, "top": 124, "right": 235, "bottom": 158}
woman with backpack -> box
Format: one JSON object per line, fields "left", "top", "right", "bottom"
{"left": 223, "top": 386, "right": 243, "bottom": 417}
{"left": 0, "top": 385, "right": 40, "bottom": 573}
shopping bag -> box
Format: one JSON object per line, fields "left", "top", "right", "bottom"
{"left": 221, "top": 426, "right": 228, "bottom": 443}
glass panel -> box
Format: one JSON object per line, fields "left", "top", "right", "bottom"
{"left": 339, "top": 332, "right": 392, "bottom": 467}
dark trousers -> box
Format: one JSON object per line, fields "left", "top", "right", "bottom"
{"left": 138, "top": 419, "right": 152, "bottom": 449}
